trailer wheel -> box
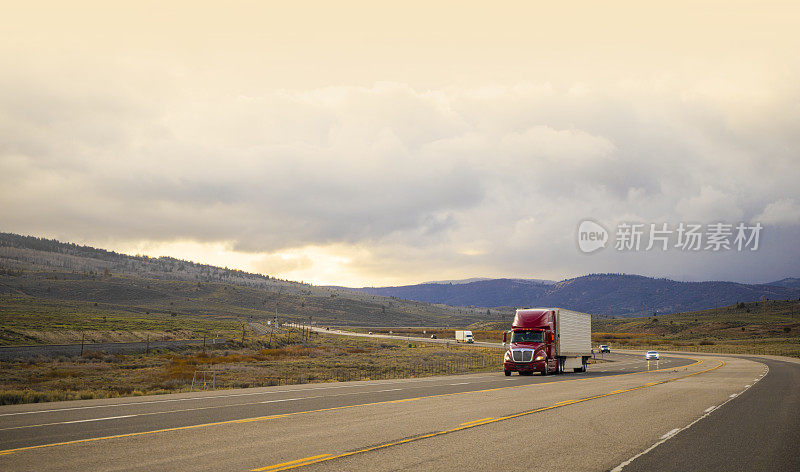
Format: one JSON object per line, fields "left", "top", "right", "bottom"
{"left": 504, "top": 370, "right": 511, "bottom": 376}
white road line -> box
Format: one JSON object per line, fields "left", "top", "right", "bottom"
{"left": 63, "top": 414, "right": 135, "bottom": 424}
{"left": 659, "top": 428, "right": 680, "bottom": 440}
{"left": 729, "top": 393, "right": 738, "bottom": 398}
{"left": 0, "top": 387, "right": 416, "bottom": 430}
{"left": 0, "top": 415, "right": 136, "bottom": 431}
{"left": 449, "top": 382, "right": 469, "bottom": 386}
{"left": 703, "top": 406, "right": 716, "bottom": 413}
{"left": 611, "top": 361, "right": 769, "bottom": 472}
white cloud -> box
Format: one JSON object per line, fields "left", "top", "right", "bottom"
{"left": 2, "top": 63, "right": 799, "bottom": 285}
{"left": 674, "top": 186, "right": 744, "bottom": 224}
{"left": 755, "top": 199, "right": 800, "bottom": 227}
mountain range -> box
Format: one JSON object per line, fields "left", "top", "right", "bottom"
{"left": 342, "top": 274, "right": 800, "bottom": 317}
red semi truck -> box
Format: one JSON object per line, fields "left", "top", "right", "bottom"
{"left": 502, "top": 307, "right": 592, "bottom": 376}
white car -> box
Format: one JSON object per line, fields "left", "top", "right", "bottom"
{"left": 645, "top": 350, "right": 660, "bottom": 360}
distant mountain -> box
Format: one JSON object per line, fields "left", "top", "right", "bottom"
{"left": 346, "top": 274, "right": 800, "bottom": 317}
{"left": 767, "top": 278, "right": 800, "bottom": 289}
{"left": 423, "top": 278, "right": 493, "bottom": 285}
{"left": 423, "top": 277, "right": 556, "bottom": 285}
{"left": 345, "top": 279, "right": 552, "bottom": 307}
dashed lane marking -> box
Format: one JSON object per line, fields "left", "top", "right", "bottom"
{"left": 251, "top": 454, "right": 333, "bottom": 471}
{"left": 610, "top": 360, "right": 769, "bottom": 472}
{"left": 459, "top": 417, "right": 494, "bottom": 426}
{"left": 249, "top": 359, "right": 724, "bottom": 471}
{"left": 0, "top": 357, "right": 702, "bottom": 456}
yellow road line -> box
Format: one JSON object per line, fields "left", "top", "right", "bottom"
{"left": 249, "top": 359, "right": 725, "bottom": 471}
{"left": 388, "top": 398, "right": 419, "bottom": 403}
{"left": 459, "top": 417, "right": 494, "bottom": 426}
{"left": 251, "top": 454, "right": 332, "bottom": 471}
{"left": 0, "top": 358, "right": 704, "bottom": 456}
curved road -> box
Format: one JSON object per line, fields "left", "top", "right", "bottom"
{"left": 615, "top": 353, "right": 800, "bottom": 472}
{"left": 0, "top": 350, "right": 796, "bottom": 470}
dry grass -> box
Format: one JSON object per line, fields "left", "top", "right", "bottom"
{"left": 590, "top": 300, "right": 800, "bottom": 358}
{"left": 0, "top": 329, "right": 501, "bottom": 405}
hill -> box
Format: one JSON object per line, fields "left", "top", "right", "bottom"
{"left": 768, "top": 278, "right": 800, "bottom": 289}
{"left": 346, "top": 274, "right": 800, "bottom": 317}
{"left": 422, "top": 277, "right": 556, "bottom": 285}
{"left": 590, "top": 300, "right": 800, "bottom": 357}
{"left": 0, "top": 233, "right": 511, "bottom": 345}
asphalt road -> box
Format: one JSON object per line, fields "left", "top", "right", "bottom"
{"left": 0, "top": 351, "right": 795, "bottom": 471}
{"left": 616, "top": 354, "right": 800, "bottom": 472}
{"left": 291, "top": 323, "right": 504, "bottom": 348}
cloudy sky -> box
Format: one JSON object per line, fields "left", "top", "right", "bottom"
{"left": 1, "top": 1, "right": 799, "bottom": 286}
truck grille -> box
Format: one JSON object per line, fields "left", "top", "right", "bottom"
{"left": 511, "top": 350, "right": 534, "bottom": 362}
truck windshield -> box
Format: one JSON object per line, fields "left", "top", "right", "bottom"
{"left": 512, "top": 330, "right": 544, "bottom": 343}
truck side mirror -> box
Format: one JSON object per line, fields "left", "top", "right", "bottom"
{"left": 502, "top": 332, "right": 507, "bottom": 343}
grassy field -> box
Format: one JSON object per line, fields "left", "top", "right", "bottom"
{"left": 591, "top": 300, "right": 800, "bottom": 357}
{"left": 0, "top": 294, "right": 244, "bottom": 345}
{"left": 0, "top": 329, "right": 502, "bottom": 405}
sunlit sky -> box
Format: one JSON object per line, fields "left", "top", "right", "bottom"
{"left": 2, "top": 1, "right": 799, "bottom": 286}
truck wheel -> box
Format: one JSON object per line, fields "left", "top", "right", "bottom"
{"left": 504, "top": 370, "right": 511, "bottom": 376}
{"left": 541, "top": 363, "right": 549, "bottom": 376}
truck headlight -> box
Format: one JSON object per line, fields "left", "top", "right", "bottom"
{"left": 504, "top": 351, "right": 511, "bottom": 361}
{"left": 534, "top": 353, "right": 546, "bottom": 362}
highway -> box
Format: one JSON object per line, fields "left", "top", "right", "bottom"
{"left": 2, "top": 350, "right": 795, "bottom": 471}
{"left": 285, "top": 323, "right": 503, "bottom": 348}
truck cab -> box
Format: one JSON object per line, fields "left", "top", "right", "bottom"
{"left": 503, "top": 309, "right": 557, "bottom": 376}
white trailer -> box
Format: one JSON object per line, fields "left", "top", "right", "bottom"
{"left": 554, "top": 308, "right": 592, "bottom": 372}
{"left": 455, "top": 330, "right": 474, "bottom": 343}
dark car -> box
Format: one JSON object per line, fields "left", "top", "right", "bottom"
{"left": 430, "top": 334, "right": 437, "bottom": 339}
